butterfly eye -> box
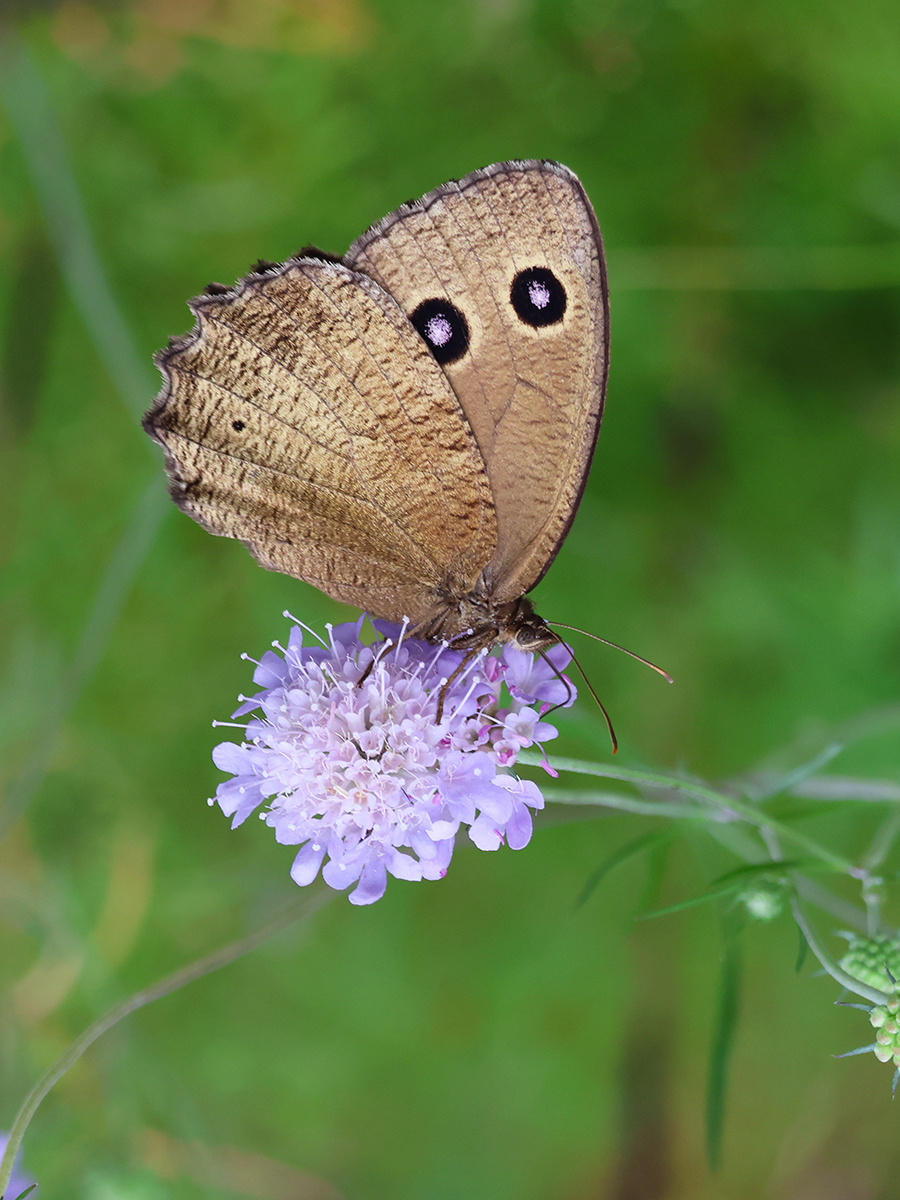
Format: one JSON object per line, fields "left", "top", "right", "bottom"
{"left": 510, "top": 266, "right": 567, "bottom": 327}
{"left": 410, "top": 298, "right": 470, "bottom": 364}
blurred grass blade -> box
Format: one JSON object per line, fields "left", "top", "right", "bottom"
{"left": 820, "top": 704, "right": 900, "bottom": 756}
{"left": 0, "top": 889, "right": 332, "bottom": 1200}
{"left": 574, "top": 832, "right": 670, "bottom": 909}
{"left": 708, "top": 861, "right": 803, "bottom": 887}
{"left": 53, "top": 477, "right": 166, "bottom": 702}
{"left": 796, "top": 926, "right": 808, "bottom": 974}
{"left": 792, "top": 776, "right": 900, "bottom": 803}
{"left": 793, "top": 875, "right": 868, "bottom": 932}
{"left": 0, "top": 477, "right": 167, "bottom": 840}
{"left": 639, "top": 835, "right": 671, "bottom": 914}
{"left": 638, "top": 881, "right": 746, "bottom": 921}
{"left": 543, "top": 788, "right": 706, "bottom": 819}
{"left": 862, "top": 809, "right": 900, "bottom": 874}
{"left": 0, "top": 30, "right": 155, "bottom": 421}
{"left": 0, "top": 34, "right": 168, "bottom": 839}
{"left": 751, "top": 743, "right": 844, "bottom": 802}
{"left": 706, "top": 944, "right": 741, "bottom": 1171}
{"left": 612, "top": 244, "right": 900, "bottom": 291}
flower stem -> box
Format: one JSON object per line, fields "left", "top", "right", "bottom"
{"left": 789, "top": 893, "right": 889, "bottom": 1005}
{"left": 0, "top": 889, "right": 330, "bottom": 1198}
{"left": 527, "top": 754, "right": 857, "bottom": 874}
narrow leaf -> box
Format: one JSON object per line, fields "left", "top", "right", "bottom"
{"left": 638, "top": 880, "right": 746, "bottom": 921}
{"left": 834, "top": 1044, "right": 877, "bottom": 1058}
{"left": 707, "top": 944, "right": 741, "bottom": 1170}
{"left": 574, "top": 832, "right": 669, "bottom": 909}
{"left": 796, "top": 925, "right": 808, "bottom": 974}
{"left": 708, "top": 860, "right": 803, "bottom": 887}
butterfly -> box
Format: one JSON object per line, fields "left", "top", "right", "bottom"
{"left": 144, "top": 160, "right": 608, "bottom": 660}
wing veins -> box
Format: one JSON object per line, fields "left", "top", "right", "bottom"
{"left": 172, "top": 364, "right": 355, "bottom": 464}
{"left": 165, "top": 428, "right": 447, "bottom": 572}
{"left": 252, "top": 274, "right": 478, "bottom": 533}
{"left": 201, "top": 306, "right": 445, "bottom": 530}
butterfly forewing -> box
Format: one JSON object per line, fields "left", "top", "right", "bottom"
{"left": 145, "top": 260, "right": 498, "bottom": 624}
{"left": 346, "top": 160, "right": 608, "bottom": 604}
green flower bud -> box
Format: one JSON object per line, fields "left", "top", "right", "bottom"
{"left": 839, "top": 935, "right": 900, "bottom": 993}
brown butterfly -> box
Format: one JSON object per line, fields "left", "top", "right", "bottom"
{"left": 144, "top": 160, "right": 608, "bottom": 660}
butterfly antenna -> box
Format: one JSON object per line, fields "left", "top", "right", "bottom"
{"left": 538, "top": 642, "right": 618, "bottom": 755}
{"left": 547, "top": 622, "right": 673, "bottom": 684}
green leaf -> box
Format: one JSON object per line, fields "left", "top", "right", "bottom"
{"left": 708, "top": 861, "right": 803, "bottom": 887}
{"left": 574, "top": 831, "right": 671, "bottom": 909}
{"left": 707, "top": 944, "right": 742, "bottom": 1171}
{"left": 640, "top": 836, "right": 673, "bottom": 915}
{"left": 796, "top": 925, "right": 809, "bottom": 974}
{"left": 751, "top": 743, "right": 844, "bottom": 801}
{"left": 638, "top": 880, "right": 747, "bottom": 921}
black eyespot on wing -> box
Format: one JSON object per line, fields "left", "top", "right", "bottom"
{"left": 510, "top": 267, "right": 567, "bottom": 327}
{"left": 409, "top": 298, "right": 470, "bottom": 364}
{"left": 232, "top": 420, "right": 245, "bottom": 431}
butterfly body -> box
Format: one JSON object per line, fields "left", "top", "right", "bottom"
{"left": 144, "top": 161, "right": 608, "bottom": 652}
{"left": 411, "top": 586, "right": 554, "bottom": 653}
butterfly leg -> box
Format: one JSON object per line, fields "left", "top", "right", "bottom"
{"left": 436, "top": 647, "right": 483, "bottom": 723}
{"left": 355, "top": 657, "right": 376, "bottom": 689}
{"left": 354, "top": 639, "right": 395, "bottom": 691}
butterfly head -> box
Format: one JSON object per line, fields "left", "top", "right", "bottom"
{"left": 502, "top": 596, "right": 559, "bottom": 653}
{"left": 430, "top": 592, "right": 557, "bottom": 655}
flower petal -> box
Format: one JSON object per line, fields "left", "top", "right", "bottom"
{"left": 349, "top": 859, "right": 388, "bottom": 905}
{"left": 505, "top": 802, "right": 534, "bottom": 850}
{"left": 290, "top": 840, "right": 327, "bottom": 886}
{"left": 469, "top": 813, "right": 504, "bottom": 851}
{"left": 212, "top": 741, "right": 254, "bottom": 774}
{"left": 322, "top": 856, "right": 362, "bottom": 891}
{"left": 386, "top": 848, "right": 423, "bottom": 881}
{"left": 420, "top": 837, "right": 455, "bottom": 879}
{"left": 475, "top": 783, "right": 514, "bottom": 824}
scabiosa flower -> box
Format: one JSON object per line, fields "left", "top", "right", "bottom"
{"left": 210, "top": 615, "right": 575, "bottom": 905}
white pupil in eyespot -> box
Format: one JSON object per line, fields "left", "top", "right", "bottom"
{"left": 425, "top": 315, "right": 454, "bottom": 346}
{"left": 528, "top": 280, "right": 551, "bottom": 309}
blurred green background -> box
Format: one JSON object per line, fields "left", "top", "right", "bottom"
{"left": 1, "top": 0, "right": 899, "bottom": 1196}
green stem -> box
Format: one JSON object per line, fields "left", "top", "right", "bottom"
{"left": 541, "top": 787, "right": 706, "bottom": 819}
{"left": 527, "top": 754, "right": 857, "bottom": 874}
{"left": 789, "top": 893, "right": 888, "bottom": 1005}
{"left": 0, "top": 890, "right": 330, "bottom": 1198}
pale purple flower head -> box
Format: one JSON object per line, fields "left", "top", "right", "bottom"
{"left": 210, "top": 616, "right": 575, "bottom": 905}
{"left": 0, "top": 1132, "right": 37, "bottom": 1198}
